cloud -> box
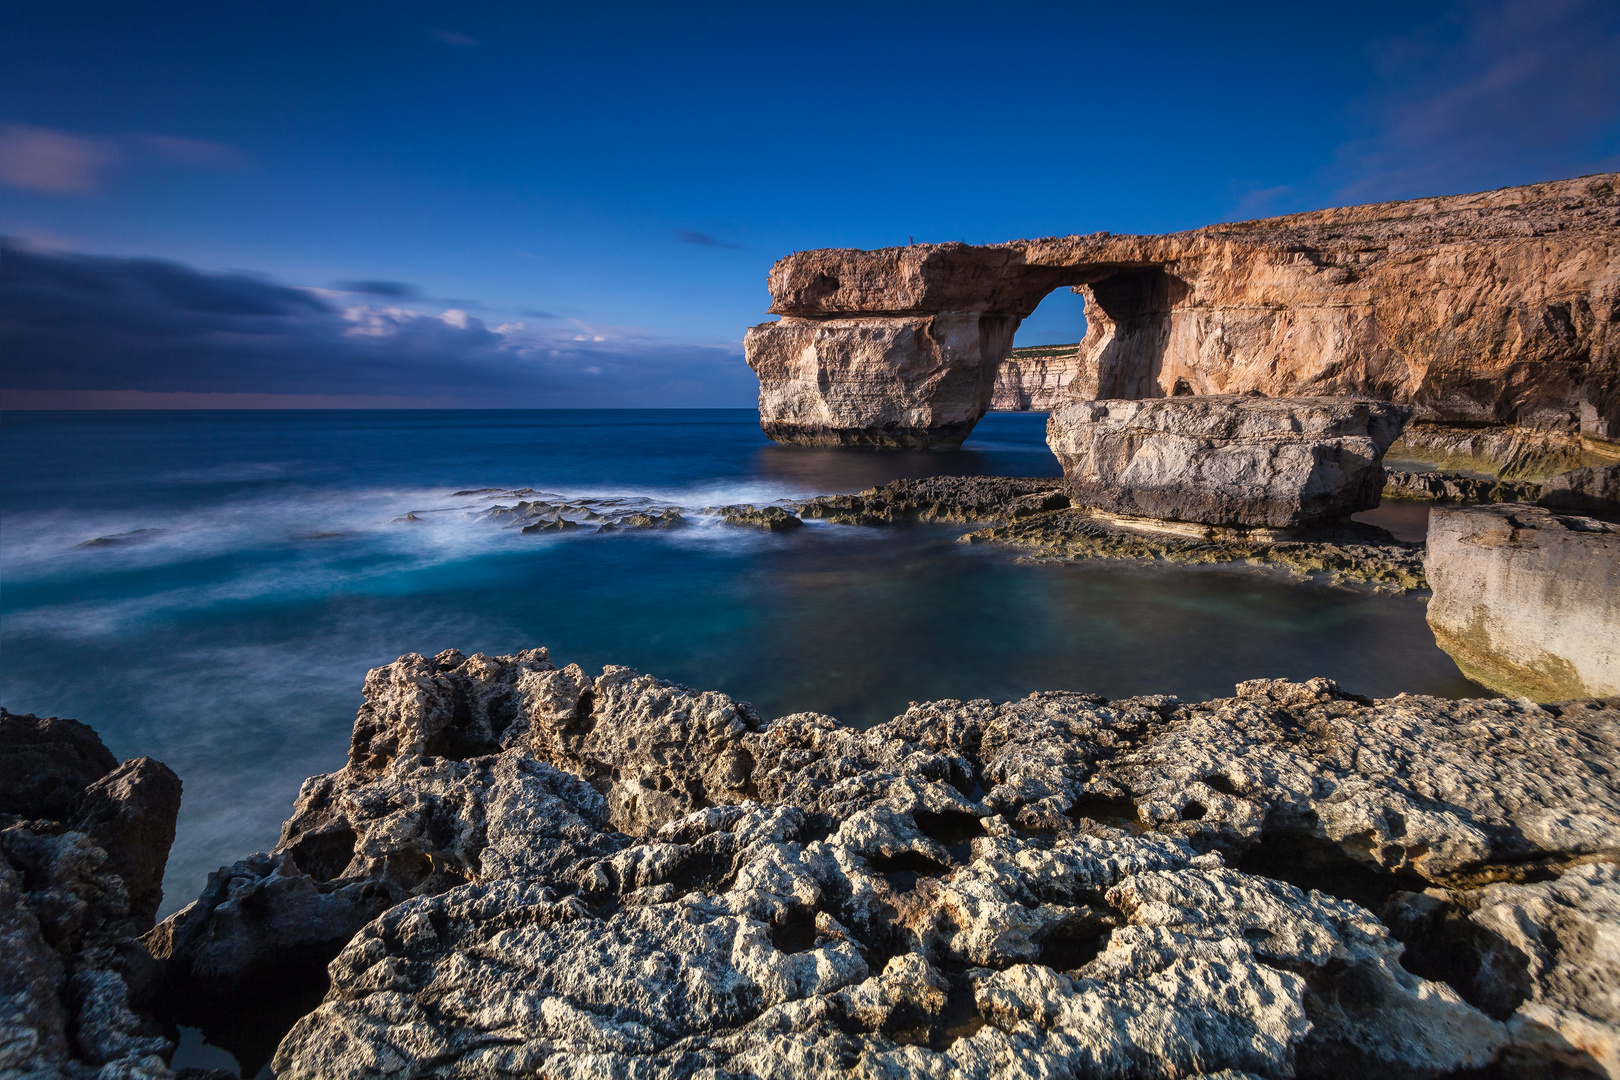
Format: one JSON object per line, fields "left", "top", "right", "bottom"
{"left": 433, "top": 29, "right": 480, "bottom": 46}
{"left": 334, "top": 279, "right": 421, "bottom": 298}
{"left": 0, "top": 239, "right": 754, "bottom": 407}
{"left": 675, "top": 230, "right": 744, "bottom": 250}
{"left": 0, "top": 125, "right": 121, "bottom": 193}
{"left": 1227, "top": 185, "right": 1294, "bottom": 222}
{"left": 1328, "top": 0, "right": 1620, "bottom": 202}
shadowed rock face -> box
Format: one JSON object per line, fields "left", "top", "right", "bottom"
{"left": 747, "top": 173, "right": 1620, "bottom": 450}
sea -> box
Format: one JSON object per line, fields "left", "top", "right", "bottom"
{"left": 0, "top": 408, "right": 1481, "bottom": 921}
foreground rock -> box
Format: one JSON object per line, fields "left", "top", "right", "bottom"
{"left": 1425, "top": 503, "right": 1620, "bottom": 700}
{"left": 748, "top": 173, "right": 1620, "bottom": 450}
{"left": 149, "top": 651, "right": 1620, "bottom": 1077}
{"left": 1047, "top": 395, "right": 1410, "bottom": 530}
{"left": 0, "top": 708, "right": 181, "bottom": 1080}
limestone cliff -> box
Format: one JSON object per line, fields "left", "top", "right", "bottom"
{"left": 747, "top": 174, "right": 1620, "bottom": 452}
{"left": 991, "top": 343, "right": 1081, "bottom": 410}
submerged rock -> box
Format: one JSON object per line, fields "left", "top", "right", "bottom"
{"left": 1424, "top": 503, "right": 1620, "bottom": 699}
{"left": 715, "top": 504, "right": 803, "bottom": 531}
{"left": 149, "top": 650, "right": 1620, "bottom": 1077}
{"left": 1046, "top": 395, "right": 1411, "bottom": 530}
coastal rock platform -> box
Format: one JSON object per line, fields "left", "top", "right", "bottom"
{"left": 137, "top": 650, "right": 1620, "bottom": 1079}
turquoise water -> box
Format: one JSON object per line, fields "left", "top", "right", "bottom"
{"left": 0, "top": 409, "right": 1480, "bottom": 912}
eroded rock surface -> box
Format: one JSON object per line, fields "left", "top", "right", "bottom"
{"left": 790, "top": 476, "right": 1423, "bottom": 590}
{"left": 0, "top": 709, "right": 182, "bottom": 1080}
{"left": 991, "top": 342, "right": 1081, "bottom": 411}
{"left": 1046, "top": 395, "right": 1410, "bottom": 529}
{"left": 1425, "top": 504, "right": 1620, "bottom": 699}
{"left": 1540, "top": 462, "right": 1620, "bottom": 521}
{"left": 1384, "top": 467, "right": 1543, "bottom": 504}
{"left": 148, "top": 651, "right": 1620, "bottom": 1078}
{"left": 748, "top": 173, "right": 1620, "bottom": 452}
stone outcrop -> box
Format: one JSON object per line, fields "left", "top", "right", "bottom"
{"left": 0, "top": 708, "right": 182, "bottom": 1080}
{"left": 795, "top": 474, "right": 1425, "bottom": 589}
{"left": 990, "top": 342, "right": 1081, "bottom": 410}
{"left": 1540, "top": 462, "right": 1620, "bottom": 521}
{"left": 150, "top": 651, "right": 1620, "bottom": 1077}
{"left": 1046, "top": 395, "right": 1410, "bottom": 530}
{"left": 1425, "top": 504, "right": 1620, "bottom": 699}
{"left": 747, "top": 173, "right": 1620, "bottom": 451}
{"left": 1388, "top": 421, "right": 1620, "bottom": 482}
{"left": 1383, "top": 467, "right": 1542, "bottom": 503}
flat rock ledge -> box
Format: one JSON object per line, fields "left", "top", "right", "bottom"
{"left": 794, "top": 476, "right": 1425, "bottom": 590}
{"left": 147, "top": 649, "right": 1620, "bottom": 1080}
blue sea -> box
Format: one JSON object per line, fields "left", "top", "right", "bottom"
{"left": 0, "top": 409, "right": 1481, "bottom": 916}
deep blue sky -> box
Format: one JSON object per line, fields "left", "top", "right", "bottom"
{"left": 3, "top": 0, "right": 1617, "bottom": 406}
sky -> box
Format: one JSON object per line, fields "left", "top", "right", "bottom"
{"left": 2, "top": 0, "right": 1618, "bottom": 407}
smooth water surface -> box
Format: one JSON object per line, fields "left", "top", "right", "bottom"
{"left": 1, "top": 409, "right": 1481, "bottom": 916}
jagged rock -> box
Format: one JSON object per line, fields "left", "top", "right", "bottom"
{"left": 0, "top": 710, "right": 182, "bottom": 1079}
{"left": 1540, "top": 462, "right": 1620, "bottom": 521}
{"left": 1383, "top": 467, "right": 1542, "bottom": 503}
{"left": 158, "top": 649, "right": 1619, "bottom": 1077}
{"left": 1045, "top": 396, "right": 1411, "bottom": 530}
{"left": 797, "top": 476, "right": 1068, "bottom": 525}
{"left": 1425, "top": 503, "right": 1620, "bottom": 699}
{"left": 748, "top": 173, "right": 1620, "bottom": 450}
{"left": 0, "top": 709, "right": 119, "bottom": 821}
{"left": 715, "top": 505, "right": 803, "bottom": 531}
{"left": 72, "top": 758, "right": 183, "bottom": 931}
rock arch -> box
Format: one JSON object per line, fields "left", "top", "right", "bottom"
{"left": 744, "top": 174, "right": 1620, "bottom": 456}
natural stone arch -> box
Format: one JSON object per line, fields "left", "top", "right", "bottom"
{"left": 744, "top": 173, "right": 1620, "bottom": 459}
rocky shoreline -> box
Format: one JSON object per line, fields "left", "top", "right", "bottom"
{"left": 7, "top": 652, "right": 1619, "bottom": 1078}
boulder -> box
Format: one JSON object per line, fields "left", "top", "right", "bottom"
{"left": 0, "top": 710, "right": 181, "bottom": 1079}
{"left": 748, "top": 173, "right": 1620, "bottom": 451}
{"left": 1539, "top": 462, "right": 1620, "bottom": 521}
{"left": 1045, "top": 395, "right": 1411, "bottom": 529}
{"left": 0, "top": 708, "right": 118, "bottom": 820}
{"left": 1425, "top": 504, "right": 1620, "bottom": 699}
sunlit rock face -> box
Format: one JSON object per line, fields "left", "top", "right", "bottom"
{"left": 747, "top": 173, "right": 1620, "bottom": 452}
{"left": 1424, "top": 503, "right": 1620, "bottom": 700}
{"left": 1046, "top": 395, "right": 1411, "bottom": 530}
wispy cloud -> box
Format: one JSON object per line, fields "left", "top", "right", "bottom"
{"left": 0, "top": 125, "right": 121, "bottom": 193}
{"left": 0, "top": 239, "right": 754, "bottom": 406}
{"left": 0, "top": 124, "right": 248, "bottom": 195}
{"left": 675, "top": 229, "right": 744, "bottom": 250}
{"left": 433, "top": 29, "right": 480, "bottom": 46}
{"left": 1328, "top": 0, "right": 1620, "bottom": 202}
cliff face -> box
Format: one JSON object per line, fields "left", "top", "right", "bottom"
{"left": 747, "top": 174, "right": 1620, "bottom": 451}
{"left": 991, "top": 343, "right": 1081, "bottom": 410}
